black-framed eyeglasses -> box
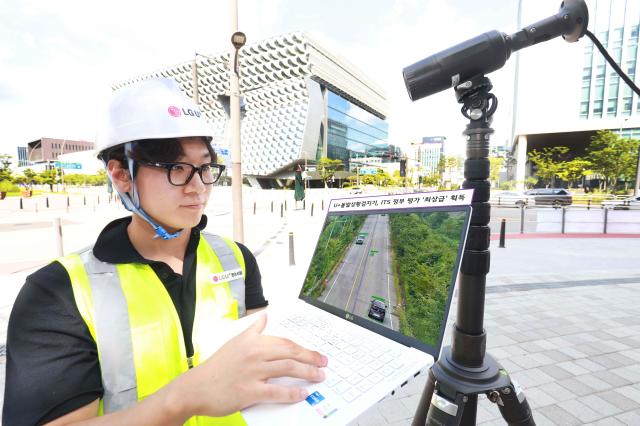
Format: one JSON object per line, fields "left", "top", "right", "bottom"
{"left": 136, "top": 160, "right": 226, "bottom": 186}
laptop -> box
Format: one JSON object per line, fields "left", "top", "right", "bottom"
{"left": 206, "top": 189, "right": 473, "bottom": 425}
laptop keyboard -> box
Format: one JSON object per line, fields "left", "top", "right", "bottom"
{"left": 273, "top": 314, "right": 409, "bottom": 403}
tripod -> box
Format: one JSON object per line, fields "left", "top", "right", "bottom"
{"left": 412, "top": 75, "right": 535, "bottom": 426}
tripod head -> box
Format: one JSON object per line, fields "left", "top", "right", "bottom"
{"left": 403, "top": 0, "right": 588, "bottom": 102}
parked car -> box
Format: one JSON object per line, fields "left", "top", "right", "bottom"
{"left": 368, "top": 297, "right": 387, "bottom": 322}
{"left": 525, "top": 188, "right": 573, "bottom": 206}
{"left": 349, "top": 187, "right": 363, "bottom": 194}
{"left": 490, "top": 191, "right": 533, "bottom": 206}
{"left": 601, "top": 195, "right": 640, "bottom": 210}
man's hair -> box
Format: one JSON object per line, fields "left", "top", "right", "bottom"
{"left": 102, "top": 137, "right": 217, "bottom": 168}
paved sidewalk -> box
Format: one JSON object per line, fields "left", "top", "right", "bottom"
{"left": 1, "top": 188, "right": 639, "bottom": 424}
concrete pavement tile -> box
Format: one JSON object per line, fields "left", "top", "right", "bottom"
{"left": 610, "top": 365, "right": 640, "bottom": 383}
{"left": 616, "top": 385, "right": 640, "bottom": 404}
{"left": 554, "top": 324, "right": 587, "bottom": 336}
{"left": 574, "top": 358, "right": 608, "bottom": 372}
{"left": 591, "top": 331, "right": 620, "bottom": 340}
{"left": 521, "top": 386, "right": 557, "bottom": 407}
{"left": 557, "top": 360, "right": 592, "bottom": 376}
{"left": 475, "top": 403, "right": 501, "bottom": 423}
{"left": 592, "top": 370, "right": 634, "bottom": 387}
{"left": 530, "top": 338, "right": 559, "bottom": 350}
{"left": 350, "top": 406, "right": 388, "bottom": 426}
{"left": 495, "top": 358, "right": 522, "bottom": 373}
{"left": 574, "top": 374, "right": 613, "bottom": 392}
{"left": 540, "top": 364, "right": 576, "bottom": 380}
{"left": 557, "top": 398, "right": 604, "bottom": 423}
{"left": 557, "top": 377, "right": 598, "bottom": 396}
{"left": 487, "top": 334, "right": 518, "bottom": 348}
{"left": 557, "top": 346, "right": 589, "bottom": 359}
{"left": 511, "top": 354, "right": 550, "bottom": 369}
{"left": 528, "top": 411, "right": 558, "bottom": 426}
{"left": 504, "top": 332, "right": 532, "bottom": 344}
{"left": 519, "top": 341, "right": 547, "bottom": 353}
{"left": 400, "top": 394, "right": 421, "bottom": 414}
{"left": 542, "top": 349, "right": 573, "bottom": 363}
{"left": 385, "top": 420, "right": 411, "bottom": 426}
{"left": 585, "top": 417, "right": 626, "bottom": 425}
{"left": 592, "top": 354, "right": 630, "bottom": 369}
{"left": 607, "top": 327, "right": 640, "bottom": 338}
{"left": 600, "top": 340, "right": 633, "bottom": 352}
{"left": 500, "top": 345, "right": 528, "bottom": 357}
{"left": 606, "top": 353, "right": 638, "bottom": 367}
{"left": 619, "top": 350, "right": 640, "bottom": 362}
{"left": 510, "top": 368, "right": 555, "bottom": 388}
{"left": 578, "top": 394, "right": 624, "bottom": 417}
{"left": 537, "top": 404, "right": 582, "bottom": 425}
{"left": 615, "top": 409, "right": 640, "bottom": 425}
{"left": 537, "top": 382, "right": 578, "bottom": 402}
{"left": 376, "top": 397, "right": 413, "bottom": 424}
{"left": 597, "top": 390, "right": 640, "bottom": 412}
{"left": 574, "top": 342, "right": 609, "bottom": 356}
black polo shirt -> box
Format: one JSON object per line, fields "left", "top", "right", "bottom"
{"left": 3, "top": 215, "right": 267, "bottom": 426}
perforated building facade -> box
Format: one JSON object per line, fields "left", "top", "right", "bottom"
{"left": 115, "top": 32, "right": 392, "bottom": 187}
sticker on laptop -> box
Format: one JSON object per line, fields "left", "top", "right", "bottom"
{"left": 210, "top": 268, "right": 244, "bottom": 284}
{"left": 306, "top": 391, "right": 337, "bottom": 419}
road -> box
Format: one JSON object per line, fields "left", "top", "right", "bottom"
{"left": 320, "top": 214, "right": 398, "bottom": 331}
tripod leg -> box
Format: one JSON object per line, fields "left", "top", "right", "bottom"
{"left": 412, "top": 369, "right": 436, "bottom": 426}
{"left": 488, "top": 378, "right": 536, "bottom": 426}
{"left": 425, "top": 391, "right": 468, "bottom": 426}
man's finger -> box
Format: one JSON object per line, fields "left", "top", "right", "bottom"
{"left": 261, "top": 359, "right": 325, "bottom": 383}
{"left": 256, "top": 337, "right": 328, "bottom": 367}
{"left": 244, "top": 313, "right": 268, "bottom": 335}
{"left": 255, "top": 383, "right": 309, "bottom": 404}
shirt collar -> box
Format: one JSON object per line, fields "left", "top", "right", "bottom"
{"left": 93, "top": 215, "right": 208, "bottom": 264}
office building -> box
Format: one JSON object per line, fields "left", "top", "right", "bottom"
{"left": 511, "top": 0, "right": 640, "bottom": 188}
{"left": 115, "top": 32, "right": 395, "bottom": 188}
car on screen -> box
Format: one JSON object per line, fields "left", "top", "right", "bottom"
{"left": 368, "top": 297, "right": 387, "bottom": 322}
{"left": 601, "top": 195, "right": 640, "bottom": 210}
{"left": 524, "top": 188, "right": 573, "bottom": 206}
{"left": 355, "top": 235, "right": 365, "bottom": 245}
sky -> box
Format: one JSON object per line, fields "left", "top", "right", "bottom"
{"left": 0, "top": 0, "right": 568, "bottom": 159}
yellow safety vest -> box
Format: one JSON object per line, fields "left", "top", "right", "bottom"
{"left": 57, "top": 233, "right": 248, "bottom": 425}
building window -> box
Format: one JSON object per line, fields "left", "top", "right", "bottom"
{"left": 607, "top": 98, "right": 617, "bottom": 116}
{"left": 622, "top": 97, "right": 632, "bottom": 115}
{"left": 593, "top": 100, "right": 603, "bottom": 117}
{"left": 580, "top": 101, "right": 589, "bottom": 119}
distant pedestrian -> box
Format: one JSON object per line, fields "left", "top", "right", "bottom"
{"left": 3, "top": 78, "right": 326, "bottom": 425}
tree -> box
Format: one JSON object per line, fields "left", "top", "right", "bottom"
{"left": 317, "top": 157, "right": 343, "bottom": 188}
{"left": 587, "top": 130, "right": 639, "bottom": 192}
{"left": 0, "top": 154, "right": 13, "bottom": 182}
{"left": 39, "top": 168, "right": 59, "bottom": 191}
{"left": 489, "top": 157, "right": 505, "bottom": 188}
{"left": 528, "top": 146, "right": 570, "bottom": 187}
{"left": 557, "top": 158, "right": 592, "bottom": 188}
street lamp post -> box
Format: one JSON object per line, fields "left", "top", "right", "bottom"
{"left": 229, "top": 0, "right": 246, "bottom": 243}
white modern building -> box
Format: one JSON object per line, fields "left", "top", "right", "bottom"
{"left": 412, "top": 136, "right": 445, "bottom": 176}
{"left": 115, "top": 32, "right": 399, "bottom": 188}
{"left": 511, "top": 0, "right": 640, "bottom": 188}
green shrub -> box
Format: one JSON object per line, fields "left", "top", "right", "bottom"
{"left": 0, "top": 180, "right": 19, "bottom": 193}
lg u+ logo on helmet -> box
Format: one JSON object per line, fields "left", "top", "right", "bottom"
{"left": 167, "top": 106, "right": 202, "bottom": 118}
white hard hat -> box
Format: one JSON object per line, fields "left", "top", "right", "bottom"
{"left": 96, "top": 78, "right": 213, "bottom": 158}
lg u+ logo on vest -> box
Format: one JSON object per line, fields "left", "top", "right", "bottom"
{"left": 211, "top": 268, "right": 244, "bottom": 284}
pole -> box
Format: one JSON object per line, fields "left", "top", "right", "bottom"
{"left": 288, "top": 232, "right": 295, "bottom": 266}
{"left": 230, "top": 0, "right": 244, "bottom": 243}
{"left": 499, "top": 219, "right": 506, "bottom": 248}
{"left": 635, "top": 143, "right": 640, "bottom": 197}
{"left": 53, "top": 218, "right": 64, "bottom": 257}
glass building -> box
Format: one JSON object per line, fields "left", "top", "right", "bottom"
{"left": 580, "top": 0, "right": 640, "bottom": 120}
{"left": 326, "top": 92, "right": 391, "bottom": 170}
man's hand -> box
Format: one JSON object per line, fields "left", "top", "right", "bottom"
{"left": 172, "top": 313, "right": 327, "bottom": 418}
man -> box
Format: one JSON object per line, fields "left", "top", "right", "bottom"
{"left": 4, "top": 78, "right": 326, "bottom": 425}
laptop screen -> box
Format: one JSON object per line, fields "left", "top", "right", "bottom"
{"left": 299, "top": 191, "right": 472, "bottom": 358}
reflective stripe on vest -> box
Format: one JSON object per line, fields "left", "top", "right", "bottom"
{"left": 58, "top": 233, "right": 247, "bottom": 425}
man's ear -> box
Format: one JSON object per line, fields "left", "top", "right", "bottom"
{"left": 106, "top": 159, "right": 132, "bottom": 193}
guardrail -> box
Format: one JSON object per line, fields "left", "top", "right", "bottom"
{"left": 489, "top": 203, "right": 640, "bottom": 235}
